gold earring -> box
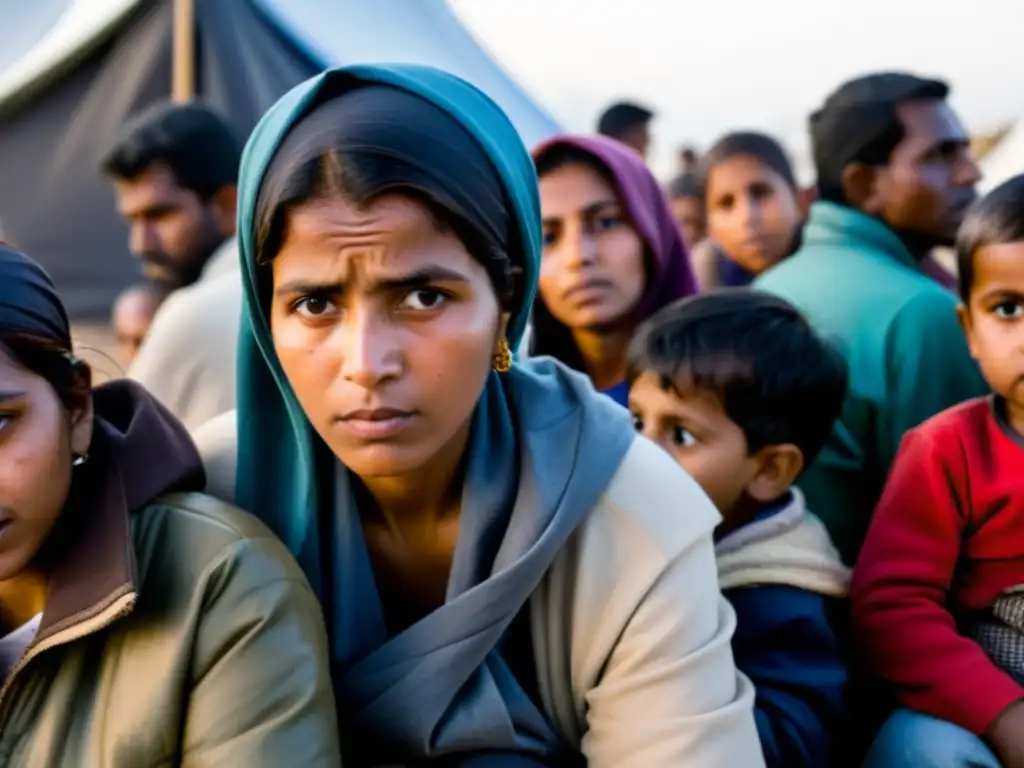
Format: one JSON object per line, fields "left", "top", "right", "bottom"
{"left": 492, "top": 338, "right": 512, "bottom": 373}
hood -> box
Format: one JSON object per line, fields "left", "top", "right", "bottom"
{"left": 88, "top": 379, "right": 205, "bottom": 510}
{"left": 715, "top": 488, "right": 851, "bottom": 597}
{"left": 232, "top": 64, "right": 544, "bottom": 554}
{"left": 35, "top": 379, "right": 203, "bottom": 645}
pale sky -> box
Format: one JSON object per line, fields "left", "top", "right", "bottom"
{"left": 451, "top": 0, "right": 1024, "bottom": 177}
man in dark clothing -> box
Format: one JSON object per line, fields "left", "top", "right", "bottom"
{"left": 597, "top": 101, "right": 654, "bottom": 160}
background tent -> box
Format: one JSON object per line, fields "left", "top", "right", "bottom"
{"left": 979, "top": 120, "right": 1024, "bottom": 194}
{"left": 0, "top": 0, "right": 560, "bottom": 319}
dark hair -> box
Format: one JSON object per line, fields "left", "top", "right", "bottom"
{"left": 955, "top": 173, "right": 1024, "bottom": 302}
{"left": 697, "top": 131, "right": 797, "bottom": 195}
{"left": 534, "top": 143, "right": 617, "bottom": 187}
{"left": 679, "top": 146, "right": 699, "bottom": 163}
{"left": 628, "top": 289, "right": 848, "bottom": 465}
{"left": 254, "top": 85, "right": 519, "bottom": 309}
{"left": 597, "top": 102, "right": 653, "bottom": 140}
{"left": 668, "top": 173, "right": 702, "bottom": 200}
{"left": 0, "top": 333, "right": 89, "bottom": 411}
{"left": 100, "top": 101, "right": 241, "bottom": 200}
{"left": 810, "top": 72, "right": 949, "bottom": 204}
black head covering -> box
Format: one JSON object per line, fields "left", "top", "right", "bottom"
{"left": 254, "top": 84, "right": 515, "bottom": 302}
{"left": 0, "top": 246, "right": 71, "bottom": 346}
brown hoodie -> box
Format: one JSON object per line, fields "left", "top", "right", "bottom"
{"left": 0, "top": 381, "right": 341, "bottom": 767}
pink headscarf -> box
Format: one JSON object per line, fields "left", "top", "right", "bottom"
{"left": 530, "top": 134, "right": 697, "bottom": 367}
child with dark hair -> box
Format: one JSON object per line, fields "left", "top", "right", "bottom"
{"left": 628, "top": 288, "right": 850, "bottom": 767}
{"left": 667, "top": 172, "right": 706, "bottom": 249}
{"left": 852, "top": 174, "right": 1024, "bottom": 767}
{"left": 697, "top": 132, "right": 805, "bottom": 288}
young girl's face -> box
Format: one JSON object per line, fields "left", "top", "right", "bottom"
{"left": 705, "top": 155, "right": 801, "bottom": 275}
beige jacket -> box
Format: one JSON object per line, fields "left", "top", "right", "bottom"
{"left": 129, "top": 240, "right": 241, "bottom": 431}
{"left": 194, "top": 411, "right": 765, "bottom": 767}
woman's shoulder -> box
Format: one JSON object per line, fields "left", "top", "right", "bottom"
{"left": 583, "top": 434, "right": 721, "bottom": 562}
{"left": 131, "top": 488, "right": 307, "bottom": 593}
{"left": 192, "top": 409, "right": 239, "bottom": 503}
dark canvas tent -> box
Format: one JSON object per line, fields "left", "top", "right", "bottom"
{"left": 0, "top": 0, "right": 559, "bottom": 318}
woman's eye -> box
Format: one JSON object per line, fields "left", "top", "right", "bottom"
{"left": 630, "top": 413, "right": 644, "bottom": 432}
{"left": 594, "top": 215, "right": 621, "bottom": 232}
{"left": 993, "top": 301, "right": 1023, "bottom": 320}
{"left": 542, "top": 229, "right": 559, "bottom": 247}
{"left": 0, "top": 415, "right": 12, "bottom": 434}
{"left": 295, "top": 295, "right": 336, "bottom": 317}
{"left": 672, "top": 426, "right": 697, "bottom": 447}
{"left": 399, "top": 289, "right": 447, "bottom": 311}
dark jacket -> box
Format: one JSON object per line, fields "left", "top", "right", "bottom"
{"left": 0, "top": 381, "right": 341, "bottom": 767}
{"left": 717, "top": 491, "right": 851, "bottom": 767}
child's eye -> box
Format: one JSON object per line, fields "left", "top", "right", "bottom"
{"left": 993, "top": 301, "right": 1024, "bottom": 320}
{"left": 672, "top": 426, "right": 697, "bottom": 447}
{"left": 630, "top": 413, "right": 644, "bottom": 432}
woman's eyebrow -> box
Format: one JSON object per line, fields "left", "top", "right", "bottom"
{"left": 274, "top": 266, "right": 470, "bottom": 298}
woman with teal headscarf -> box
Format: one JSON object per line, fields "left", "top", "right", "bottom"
{"left": 196, "top": 63, "right": 763, "bottom": 767}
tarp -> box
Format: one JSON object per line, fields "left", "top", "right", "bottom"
{"left": 979, "top": 120, "right": 1024, "bottom": 194}
{"left": 0, "top": 0, "right": 559, "bottom": 318}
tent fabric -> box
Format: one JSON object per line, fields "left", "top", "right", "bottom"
{"left": 0, "top": 0, "right": 559, "bottom": 319}
{"left": 979, "top": 120, "right": 1024, "bottom": 195}
{"left": 0, "top": 0, "right": 317, "bottom": 318}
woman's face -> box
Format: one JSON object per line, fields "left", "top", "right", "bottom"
{"left": 538, "top": 162, "right": 646, "bottom": 331}
{"left": 269, "top": 194, "right": 508, "bottom": 480}
{"left": 705, "top": 155, "right": 801, "bottom": 275}
{"left": 0, "top": 347, "right": 91, "bottom": 580}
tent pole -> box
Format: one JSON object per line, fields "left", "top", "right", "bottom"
{"left": 172, "top": 0, "right": 196, "bottom": 102}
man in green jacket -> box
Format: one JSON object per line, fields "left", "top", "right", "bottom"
{"left": 754, "top": 72, "right": 988, "bottom": 564}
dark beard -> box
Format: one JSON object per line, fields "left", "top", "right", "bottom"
{"left": 139, "top": 230, "right": 224, "bottom": 290}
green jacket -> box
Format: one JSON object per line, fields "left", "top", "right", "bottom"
{"left": 754, "top": 202, "right": 988, "bottom": 563}
{"left": 0, "top": 382, "right": 341, "bottom": 767}
{"left": 0, "top": 492, "right": 341, "bottom": 767}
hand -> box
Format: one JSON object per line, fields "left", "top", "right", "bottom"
{"left": 986, "top": 699, "right": 1024, "bottom": 768}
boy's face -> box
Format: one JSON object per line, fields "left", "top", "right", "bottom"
{"left": 958, "top": 241, "right": 1024, "bottom": 430}
{"left": 628, "top": 371, "right": 760, "bottom": 517}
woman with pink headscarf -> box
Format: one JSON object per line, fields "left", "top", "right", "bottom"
{"left": 531, "top": 135, "right": 697, "bottom": 406}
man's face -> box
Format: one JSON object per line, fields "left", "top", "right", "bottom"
{"left": 874, "top": 99, "right": 980, "bottom": 246}
{"left": 112, "top": 165, "right": 225, "bottom": 288}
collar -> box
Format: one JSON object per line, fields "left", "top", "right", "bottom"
{"left": 803, "top": 201, "right": 920, "bottom": 273}
{"left": 992, "top": 395, "right": 1024, "bottom": 450}
{"left": 716, "top": 488, "right": 804, "bottom": 556}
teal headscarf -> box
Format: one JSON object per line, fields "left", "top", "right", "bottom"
{"left": 234, "top": 64, "right": 635, "bottom": 763}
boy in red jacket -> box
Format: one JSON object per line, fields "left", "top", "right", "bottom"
{"left": 853, "top": 174, "right": 1024, "bottom": 768}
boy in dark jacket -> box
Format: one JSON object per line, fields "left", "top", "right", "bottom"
{"left": 628, "top": 289, "right": 850, "bottom": 767}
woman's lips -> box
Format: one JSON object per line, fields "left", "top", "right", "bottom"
{"left": 336, "top": 407, "right": 417, "bottom": 440}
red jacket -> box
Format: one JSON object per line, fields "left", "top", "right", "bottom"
{"left": 851, "top": 397, "right": 1024, "bottom": 735}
